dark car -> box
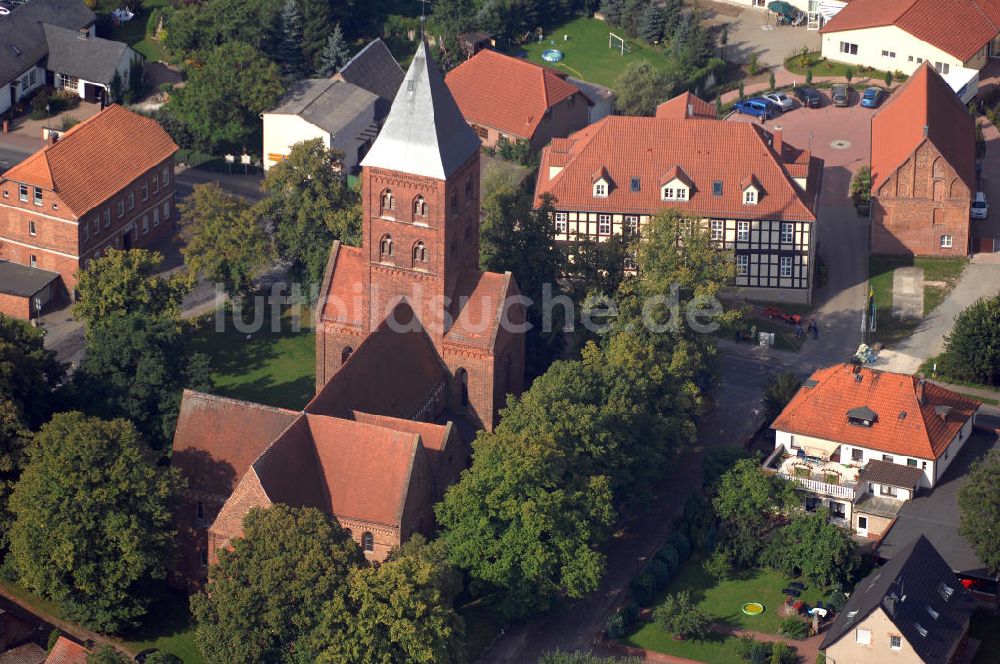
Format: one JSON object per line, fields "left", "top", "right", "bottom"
{"left": 733, "top": 97, "right": 778, "bottom": 119}
{"left": 831, "top": 84, "right": 850, "bottom": 107}
{"left": 860, "top": 87, "right": 883, "bottom": 108}
{"left": 792, "top": 86, "right": 822, "bottom": 108}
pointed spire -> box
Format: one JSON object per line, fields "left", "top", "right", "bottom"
{"left": 361, "top": 41, "right": 481, "bottom": 180}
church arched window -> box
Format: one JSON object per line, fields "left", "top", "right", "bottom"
{"left": 412, "top": 240, "right": 427, "bottom": 264}
{"left": 380, "top": 189, "right": 395, "bottom": 214}
{"left": 413, "top": 195, "right": 427, "bottom": 217}
{"left": 380, "top": 234, "right": 393, "bottom": 258}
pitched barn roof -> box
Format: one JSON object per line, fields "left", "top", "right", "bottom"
{"left": 445, "top": 49, "right": 582, "bottom": 140}
{"left": 361, "top": 41, "right": 480, "bottom": 180}
{"left": 42, "top": 23, "right": 134, "bottom": 85}
{"left": 871, "top": 63, "right": 976, "bottom": 191}
{"left": 819, "top": 0, "right": 999, "bottom": 62}
{"left": 335, "top": 38, "right": 405, "bottom": 112}
{"left": 534, "top": 103, "right": 820, "bottom": 221}
{"left": 0, "top": 0, "right": 95, "bottom": 85}
{"left": 445, "top": 269, "right": 517, "bottom": 350}
{"left": 820, "top": 535, "right": 973, "bottom": 662}
{"left": 268, "top": 78, "right": 378, "bottom": 135}
{"left": 655, "top": 92, "right": 716, "bottom": 119}
{"left": 43, "top": 637, "right": 89, "bottom": 664}
{"left": 771, "top": 364, "right": 980, "bottom": 459}
{"left": 1, "top": 105, "right": 177, "bottom": 216}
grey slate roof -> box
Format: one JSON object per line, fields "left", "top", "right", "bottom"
{"left": 361, "top": 41, "right": 481, "bottom": 181}
{"left": 336, "top": 38, "right": 404, "bottom": 115}
{"left": 858, "top": 459, "right": 925, "bottom": 490}
{"left": 878, "top": 432, "right": 1000, "bottom": 580}
{"left": 820, "top": 535, "right": 973, "bottom": 664}
{"left": 270, "top": 78, "right": 378, "bottom": 135}
{"left": 42, "top": 23, "right": 134, "bottom": 85}
{"left": 0, "top": 260, "right": 60, "bottom": 297}
{"left": 0, "top": 0, "right": 95, "bottom": 84}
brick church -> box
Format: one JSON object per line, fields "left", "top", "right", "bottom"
{"left": 170, "top": 41, "right": 525, "bottom": 587}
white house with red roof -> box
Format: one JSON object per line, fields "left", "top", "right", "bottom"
{"left": 765, "top": 364, "right": 979, "bottom": 538}
{"left": 819, "top": 0, "right": 1000, "bottom": 101}
{"left": 533, "top": 92, "right": 824, "bottom": 304}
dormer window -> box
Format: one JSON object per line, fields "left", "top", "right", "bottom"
{"left": 742, "top": 176, "right": 762, "bottom": 205}
{"left": 743, "top": 189, "right": 758, "bottom": 204}
{"left": 661, "top": 185, "right": 689, "bottom": 201}
{"left": 593, "top": 181, "right": 608, "bottom": 197}
{"left": 847, "top": 406, "right": 878, "bottom": 427}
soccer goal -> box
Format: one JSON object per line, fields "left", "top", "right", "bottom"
{"left": 608, "top": 32, "right": 631, "bottom": 55}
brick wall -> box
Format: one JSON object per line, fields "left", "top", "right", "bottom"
{"left": 0, "top": 292, "right": 31, "bottom": 320}
{"left": 530, "top": 91, "right": 590, "bottom": 151}
{"left": 872, "top": 142, "right": 972, "bottom": 256}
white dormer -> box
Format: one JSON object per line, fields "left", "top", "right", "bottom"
{"left": 659, "top": 166, "right": 693, "bottom": 202}
{"left": 741, "top": 175, "right": 762, "bottom": 205}
{"left": 592, "top": 167, "right": 611, "bottom": 198}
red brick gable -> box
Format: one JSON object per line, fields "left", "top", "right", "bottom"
{"left": 872, "top": 63, "right": 976, "bottom": 192}
{"left": 655, "top": 92, "right": 716, "bottom": 119}
{"left": 534, "top": 111, "right": 818, "bottom": 221}
{"left": 1, "top": 105, "right": 177, "bottom": 217}
{"left": 771, "top": 364, "right": 980, "bottom": 459}
{"left": 445, "top": 49, "right": 581, "bottom": 139}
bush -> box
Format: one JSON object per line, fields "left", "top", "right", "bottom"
{"left": 748, "top": 53, "right": 760, "bottom": 76}
{"left": 770, "top": 641, "right": 796, "bottom": 664}
{"left": 654, "top": 591, "right": 711, "bottom": 640}
{"left": 46, "top": 629, "right": 61, "bottom": 652}
{"left": 702, "top": 548, "right": 733, "bottom": 581}
{"left": 668, "top": 531, "right": 692, "bottom": 562}
{"left": 815, "top": 653, "right": 826, "bottom": 664}
{"left": 825, "top": 590, "right": 847, "bottom": 612}
{"left": 606, "top": 611, "right": 628, "bottom": 639}
{"left": 648, "top": 559, "right": 673, "bottom": 587}
{"left": 61, "top": 116, "right": 79, "bottom": 131}
{"left": 655, "top": 543, "right": 680, "bottom": 571}
{"left": 629, "top": 570, "right": 658, "bottom": 607}
{"left": 805, "top": 69, "right": 813, "bottom": 85}
{"left": 779, "top": 616, "right": 810, "bottom": 639}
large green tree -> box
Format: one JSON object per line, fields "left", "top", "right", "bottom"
{"left": 480, "top": 186, "right": 564, "bottom": 379}
{"left": 316, "top": 22, "right": 349, "bottom": 77}
{"left": 276, "top": 0, "right": 307, "bottom": 79}
{"left": 299, "top": 0, "right": 335, "bottom": 71}
{"left": 168, "top": 41, "right": 284, "bottom": 155}
{"left": 436, "top": 427, "right": 614, "bottom": 620}
{"left": 73, "top": 314, "right": 211, "bottom": 449}
{"left": 0, "top": 400, "right": 28, "bottom": 552}
{"left": 179, "top": 183, "right": 274, "bottom": 296}
{"left": 958, "top": 449, "right": 1000, "bottom": 575}
{"left": 9, "top": 413, "right": 184, "bottom": 632}
{"left": 257, "top": 139, "right": 360, "bottom": 291}
{"left": 0, "top": 315, "right": 63, "bottom": 427}
{"left": 763, "top": 372, "right": 802, "bottom": 423}
{"left": 614, "top": 60, "right": 674, "bottom": 116}
{"left": 164, "top": 0, "right": 283, "bottom": 59}
{"left": 764, "top": 512, "right": 860, "bottom": 588}
{"left": 939, "top": 295, "right": 1000, "bottom": 385}
{"left": 74, "top": 249, "right": 190, "bottom": 334}
{"left": 191, "top": 505, "right": 362, "bottom": 664}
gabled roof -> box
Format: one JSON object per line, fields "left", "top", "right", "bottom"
{"left": 335, "top": 38, "right": 405, "bottom": 113}
{"left": 858, "top": 459, "right": 925, "bottom": 489}
{"left": 1, "top": 643, "right": 45, "bottom": 664}
{"left": 0, "top": 105, "right": 178, "bottom": 216}
{"left": 361, "top": 41, "right": 480, "bottom": 180}
{"left": 820, "top": 535, "right": 972, "bottom": 663}
{"left": 0, "top": 260, "right": 60, "bottom": 298}
{"left": 871, "top": 63, "right": 976, "bottom": 191}
{"left": 172, "top": 391, "right": 299, "bottom": 496}
{"left": 268, "top": 78, "right": 378, "bottom": 135}
{"left": 819, "top": 0, "right": 999, "bottom": 62}
{"left": 0, "top": 0, "right": 95, "bottom": 85}
{"left": 534, "top": 99, "right": 820, "bottom": 221}
{"left": 771, "top": 364, "right": 980, "bottom": 459}
{"left": 445, "top": 49, "right": 582, "bottom": 140}
{"left": 445, "top": 269, "right": 517, "bottom": 350}
{"left": 43, "top": 637, "right": 89, "bottom": 664}
{"left": 42, "top": 23, "right": 134, "bottom": 85}
{"left": 655, "top": 92, "right": 716, "bottom": 120}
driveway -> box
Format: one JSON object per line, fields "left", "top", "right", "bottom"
{"left": 698, "top": 0, "right": 821, "bottom": 67}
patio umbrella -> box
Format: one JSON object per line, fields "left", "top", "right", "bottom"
{"left": 767, "top": 1, "right": 795, "bottom": 16}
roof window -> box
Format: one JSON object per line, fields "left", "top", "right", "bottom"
{"left": 630, "top": 177, "right": 640, "bottom": 192}
{"left": 915, "top": 623, "right": 928, "bottom": 638}
{"left": 927, "top": 605, "right": 939, "bottom": 620}
{"left": 847, "top": 406, "right": 877, "bottom": 427}
{"left": 938, "top": 582, "right": 954, "bottom": 601}
{"left": 712, "top": 181, "right": 723, "bottom": 196}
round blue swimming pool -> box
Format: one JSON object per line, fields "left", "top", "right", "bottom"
{"left": 541, "top": 49, "right": 564, "bottom": 62}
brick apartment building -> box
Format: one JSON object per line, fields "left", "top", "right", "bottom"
{"left": 870, "top": 62, "right": 976, "bottom": 256}
{"left": 445, "top": 49, "right": 591, "bottom": 150}
{"left": 0, "top": 104, "right": 178, "bottom": 317}
{"left": 534, "top": 93, "right": 824, "bottom": 304}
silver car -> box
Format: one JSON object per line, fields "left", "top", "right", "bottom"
{"left": 971, "top": 191, "right": 989, "bottom": 220}
{"left": 762, "top": 92, "right": 795, "bottom": 112}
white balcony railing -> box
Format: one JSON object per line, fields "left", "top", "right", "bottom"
{"left": 777, "top": 472, "right": 855, "bottom": 499}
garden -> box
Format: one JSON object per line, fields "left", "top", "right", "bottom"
{"left": 606, "top": 456, "right": 863, "bottom": 664}
{"left": 867, "top": 254, "right": 968, "bottom": 345}
{"left": 93, "top": 0, "right": 171, "bottom": 61}
{"left": 784, "top": 49, "right": 900, "bottom": 86}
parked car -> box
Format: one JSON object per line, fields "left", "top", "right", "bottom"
{"left": 860, "top": 87, "right": 883, "bottom": 108}
{"left": 792, "top": 86, "right": 822, "bottom": 108}
{"left": 831, "top": 84, "right": 850, "bottom": 107}
{"left": 733, "top": 98, "right": 778, "bottom": 119}
{"left": 971, "top": 191, "right": 989, "bottom": 219}
{"left": 762, "top": 92, "right": 795, "bottom": 111}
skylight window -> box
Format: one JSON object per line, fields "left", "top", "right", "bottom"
{"left": 938, "top": 582, "right": 954, "bottom": 601}
{"left": 630, "top": 177, "right": 640, "bottom": 192}
{"left": 927, "top": 605, "right": 940, "bottom": 620}
{"left": 915, "top": 623, "right": 929, "bottom": 638}
{"left": 712, "top": 181, "right": 723, "bottom": 196}
{"left": 10, "top": 44, "right": 21, "bottom": 57}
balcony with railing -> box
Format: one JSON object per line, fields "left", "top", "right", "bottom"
{"left": 763, "top": 445, "right": 860, "bottom": 500}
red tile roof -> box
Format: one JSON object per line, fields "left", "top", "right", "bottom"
{"left": 445, "top": 269, "right": 516, "bottom": 350}
{"left": 445, "top": 49, "right": 582, "bottom": 140}
{"left": 0, "top": 643, "right": 45, "bottom": 664}
{"left": 655, "top": 92, "right": 716, "bottom": 119}
{"left": 771, "top": 364, "right": 980, "bottom": 459}
{"left": 534, "top": 106, "right": 819, "bottom": 221}
{"left": 1, "top": 105, "right": 177, "bottom": 217}
{"left": 43, "top": 638, "right": 88, "bottom": 664}
{"left": 871, "top": 62, "right": 976, "bottom": 192}
{"left": 320, "top": 243, "right": 365, "bottom": 327}
{"left": 172, "top": 391, "right": 299, "bottom": 496}
{"left": 819, "top": 0, "right": 999, "bottom": 62}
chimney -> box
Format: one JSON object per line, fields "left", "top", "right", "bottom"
{"left": 77, "top": 27, "right": 89, "bottom": 39}
{"left": 916, "top": 378, "right": 925, "bottom": 404}
{"left": 772, "top": 126, "right": 784, "bottom": 156}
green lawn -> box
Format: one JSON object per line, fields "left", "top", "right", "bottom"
{"left": 119, "top": 591, "right": 204, "bottom": 664}
{"left": 96, "top": 0, "right": 169, "bottom": 61}
{"left": 625, "top": 556, "right": 822, "bottom": 661}
{"left": 185, "top": 305, "right": 316, "bottom": 410}
{"left": 785, "top": 51, "right": 896, "bottom": 82}
{"left": 868, "top": 255, "right": 968, "bottom": 345}
{"left": 513, "top": 17, "right": 671, "bottom": 89}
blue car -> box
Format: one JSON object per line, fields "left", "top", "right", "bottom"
{"left": 861, "top": 87, "right": 883, "bottom": 108}
{"left": 733, "top": 98, "right": 778, "bottom": 119}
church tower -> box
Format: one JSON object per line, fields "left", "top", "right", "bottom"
{"left": 315, "top": 42, "right": 525, "bottom": 430}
